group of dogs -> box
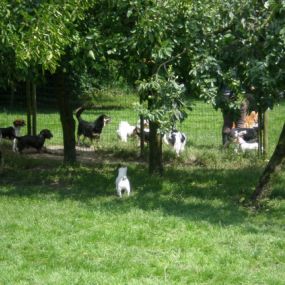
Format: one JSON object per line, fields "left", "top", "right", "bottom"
{"left": 0, "top": 119, "right": 53, "bottom": 154}
{"left": 75, "top": 106, "right": 188, "bottom": 157}
{"left": 116, "top": 120, "right": 187, "bottom": 157}
{"left": 0, "top": 107, "right": 187, "bottom": 158}
{"left": 0, "top": 107, "right": 260, "bottom": 156}
{"left": 225, "top": 111, "right": 259, "bottom": 152}
{"left": 0, "top": 107, "right": 260, "bottom": 197}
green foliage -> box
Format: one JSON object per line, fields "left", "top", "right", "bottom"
{"left": 188, "top": 0, "right": 285, "bottom": 112}
{"left": 0, "top": 0, "right": 94, "bottom": 84}
{"left": 135, "top": 69, "right": 189, "bottom": 133}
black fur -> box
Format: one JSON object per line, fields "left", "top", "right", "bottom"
{"left": 14, "top": 129, "right": 53, "bottom": 153}
{"left": 134, "top": 127, "right": 150, "bottom": 143}
{"left": 0, "top": 119, "right": 25, "bottom": 140}
{"left": 75, "top": 106, "right": 111, "bottom": 144}
{"left": 224, "top": 127, "right": 258, "bottom": 147}
{"left": 168, "top": 131, "right": 186, "bottom": 146}
{"left": 0, "top": 126, "right": 15, "bottom": 140}
{"left": 164, "top": 130, "right": 186, "bottom": 146}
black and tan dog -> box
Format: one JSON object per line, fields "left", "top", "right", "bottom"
{"left": 0, "top": 119, "right": 26, "bottom": 140}
{"left": 75, "top": 106, "right": 111, "bottom": 145}
{"left": 13, "top": 129, "right": 53, "bottom": 153}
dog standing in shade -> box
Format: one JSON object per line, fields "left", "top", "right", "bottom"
{"left": 115, "top": 166, "right": 131, "bottom": 198}
{"left": 163, "top": 130, "right": 187, "bottom": 157}
{"left": 0, "top": 119, "right": 26, "bottom": 140}
{"left": 75, "top": 106, "right": 111, "bottom": 146}
{"left": 13, "top": 129, "right": 53, "bottom": 153}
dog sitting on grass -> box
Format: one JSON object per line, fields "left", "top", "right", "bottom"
{"left": 13, "top": 129, "right": 53, "bottom": 153}
{"left": 115, "top": 166, "right": 131, "bottom": 198}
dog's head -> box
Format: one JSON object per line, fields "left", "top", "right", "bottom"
{"left": 13, "top": 119, "right": 25, "bottom": 127}
{"left": 39, "top": 129, "right": 53, "bottom": 139}
{"left": 136, "top": 119, "right": 149, "bottom": 129}
{"left": 96, "top": 114, "right": 111, "bottom": 126}
{"left": 102, "top": 114, "right": 111, "bottom": 125}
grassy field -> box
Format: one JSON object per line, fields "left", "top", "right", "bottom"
{"left": 0, "top": 90, "right": 284, "bottom": 284}
{"left": 0, "top": 154, "right": 284, "bottom": 284}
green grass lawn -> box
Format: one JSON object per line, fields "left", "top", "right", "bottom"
{"left": 0, "top": 91, "right": 284, "bottom": 284}
{"left": 0, "top": 156, "right": 284, "bottom": 284}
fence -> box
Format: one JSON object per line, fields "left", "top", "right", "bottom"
{"left": 0, "top": 86, "right": 284, "bottom": 156}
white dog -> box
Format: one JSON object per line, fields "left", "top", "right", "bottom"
{"left": 116, "top": 121, "right": 136, "bottom": 142}
{"left": 115, "top": 166, "right": 131, "bottom": 197}
{"left": 163, "top": 130, "right": 187, "bottom": 156}
{"left": 234, "top": 130, "right": 259, "bottom": 152}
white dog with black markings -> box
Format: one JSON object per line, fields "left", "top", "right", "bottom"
{"left": 163, "top": 130, "right": 187, "bottom": 157}
{"left": 115, "top": 166, "right": 131, "bottom": 198}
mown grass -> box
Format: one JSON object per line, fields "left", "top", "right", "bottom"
{"left": 0, "top": 153, "right": 284, "bottom": 284}
{"left": 0, "top": 89, "right": 284, "bottom": 284}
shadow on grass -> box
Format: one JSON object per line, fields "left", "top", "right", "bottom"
{"left": 1, "top": 156, "right": 278, "bottom": 227}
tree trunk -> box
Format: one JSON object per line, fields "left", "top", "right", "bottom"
{"left": 263, "top": 110, "right": 269, "bottom": 157}
{"left": 222, "top": 110, "right": 235, "bottom": 145}
{"left": 222, "top": 100, "right": 249, "bottom": 145}
{"left": 10, "top": 85, "right": 15, "bottom": 108}
{"left": 26, "top": 80, "right": 32, "bottom": 135}
{"left": 149, "top": 120, "right": 163, "bottom": 175}
{"left": 31, "top": 82, "right": 37, "bottom": 135}
{"left": 258, "top": 109, "right": 263, "bottom": 157}
{"left": 235, "top": 100, "right": 248, "bottom": 128}
{"left": 54, "top": 69, "right": 76, "bottom": 164}
{"left": 251, "top": 123, "right": 285, "bottom": 202}
{"left": 139, "top": 115, "right": 145, "bottom": 158}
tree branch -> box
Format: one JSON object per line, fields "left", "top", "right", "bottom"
{"left": 156, "top": 48, "right": 187, "bottom": 75}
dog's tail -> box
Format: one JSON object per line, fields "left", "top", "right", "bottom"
{"left": 74, "top": 106, "right": 86, "bottom": 122}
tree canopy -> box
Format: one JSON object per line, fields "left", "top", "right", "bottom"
{"left": 0, "top": 0, "right": 284, "bottom": 179}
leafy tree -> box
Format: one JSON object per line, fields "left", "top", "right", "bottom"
{"left": 136, "top": 67, "right": 188, "bottom": 174}
{"left": 84, "top": 0, "right": 191, "bottom": 174}
{"left": 188, "top": 0, "right": 285, "bottom": 199}
{"left": 0, "top": 0, "right": 93, "bottom": 163}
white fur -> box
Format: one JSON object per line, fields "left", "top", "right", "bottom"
{"left": 116, "top": 121, "right": 136, "bottom": 142}
{"left": 115, "top": 167, "right": 131, "bottom": 197}
{"left": 12, "top": 138, "right": 18, "bottom": 152}
{"left": 136, "top": 119, "right": 149, "bottom": 129}
{"left": 14, "top": 126, "right": 22, "bottom": 137}
{"left": 163, "top": 131, "right": 187, "bottom": 156}
{"left": 235, "top": 136, "right": 258, "bottom": 152}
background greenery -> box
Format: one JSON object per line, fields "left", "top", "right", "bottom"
{"left": 0, "top": 86, "right": 284, "bottom": 155}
